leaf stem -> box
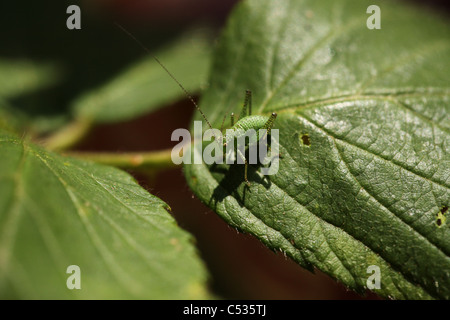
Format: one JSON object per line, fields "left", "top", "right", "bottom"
{"left": 64, "top": 148, "right": 178, "bottom": 172}
{"left": 43, "top": 117, "right": 93, "bottom": 151}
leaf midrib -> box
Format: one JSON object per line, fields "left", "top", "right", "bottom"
{"left": 273, "top": 91, "right": 450, "bottom": 132}
{"left": 0, "top": 139, "right": 27, "bottom": 288}
{"left": 258, "top": 16, "right": 366, "bottom": 113}
{"left": 34, "top": 149, "right": 188, "bottom": 297}
{"left": 298, "top": 110, "right": 449, "bottom": 190}
{"left": 31, "top": 150, "right": 144, "bottom": 296}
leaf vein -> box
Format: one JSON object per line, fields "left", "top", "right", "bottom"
{"left": 258, "top": 16, "right": 366, "bottom": 112}
{"left": 299, "top": 113, "right": 449, "bottom": 190}
{"left": 32, "top": 151, "right": 143, "bottom": 296}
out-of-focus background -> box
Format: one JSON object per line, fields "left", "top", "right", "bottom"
{"left": 1, "top": 0, "right": 448, "bottom": 299}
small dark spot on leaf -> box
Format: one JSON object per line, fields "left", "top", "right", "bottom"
{"left": 300, "top": 134, "right": 311, "bottom": 146}
{"left": 436, "top": 206, "right": 447, "bottom": 228}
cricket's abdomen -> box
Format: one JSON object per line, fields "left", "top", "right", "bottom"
{"left": 233, "top": 115, "right": 269, "bottom": 132}
{"left": 224, "top": 115, "right": 270, "bottom": 145}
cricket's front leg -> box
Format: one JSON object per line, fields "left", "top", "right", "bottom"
{"left": 236, "top": 148, "right": 250, "bottom": 186}
{"left": 260, "top": 113, "right": 282, "bottom": 164}
{"left": 263, "top": 112, "right": 277, "bottom": 134}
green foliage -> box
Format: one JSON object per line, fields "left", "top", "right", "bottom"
{"left": 73, "top": 32, "right": 211, "bottom": 123}
{"left": 0, "top": 32, "right": 211, "bottom": 136}
{"left": 0, "top": 59, "right": 63, "bottom": 133}
{"left": 0, "top": 0, "right": 448, "bottom": 300}
{"left": 0, "top": 59, "right": 61, "bottom": 100}
{"left": 185, "top": 0, "right": 450, "bottom": 299}
{"left": 0, "top": 130, "right": 209, "bottom": 299}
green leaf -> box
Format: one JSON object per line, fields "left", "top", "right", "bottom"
{"left": 0, "top": 130, "right": 209, "bottom": 299}
{"left": 0, "top": 59, "right": 63, "bottom": 133}
{"left": 184, "top": 0, "right": 450, "bottom": 299}
{"left": 0, "top": 100, "right": 25, "bottom": 133}
{"left": 0, "top": 59, "right": 61, "bottom": 100}
{"left": 73, "top": 32, "right": 211, "bottom": 124}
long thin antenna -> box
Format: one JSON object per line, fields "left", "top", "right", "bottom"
{"left": 114, "top": 22, "right": 215, "bottom": 132}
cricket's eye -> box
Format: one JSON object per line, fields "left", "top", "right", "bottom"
{"left": 272, "top": 112, "right": 277, "bottom": 116}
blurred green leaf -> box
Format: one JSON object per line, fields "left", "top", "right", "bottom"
{"left": 0, "top": 100, "right": 25, "bottom": 133}
{"left": 73, "top": 32, "right": 212, "bottom": 123}
{"left": 0, "top": 129, "right": 209, "bottom": 299}
{"left": 0, "top": 59, "right": 61, "bottom": 99}
{"left": 185, "top": 0, "right": 450, "bottom": 299}
{"left": 0, "top": 59, "right": 63, "bottom": 133}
